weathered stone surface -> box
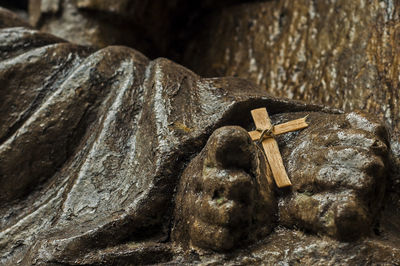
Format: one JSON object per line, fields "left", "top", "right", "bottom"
{"left": 0, "top": 1, "right": 28, "bottom": 21}
{"left": 183, "top": 0, "right": 400, "bottom": 138}
{"left": 170, "top": 227, "right": 400, "bottom": 265}
{"left": 276, "top": 111, "right": 388, "bottom": 240}
{"left": 23, "top": 0, "right": 400, "bottom": 139}
{"left": 0, "top": 7, "right": 399, "bottom": 265}
{"left": 29, "top": 0, "right": 140, "bottom": 49}
{"left": 172, "top": 126, "right": 276, "bottom": 251}
{"left": 27, "top": 0, "right": 195, "bottom": 57}
{"left": 27, "top": 0, "right": 252, "bottom": 60}
{"left": 180, "top": 2, "right": 400, "bottom": 244}
{"left": 0, "top": 7, "right": 30, "bottom": 28}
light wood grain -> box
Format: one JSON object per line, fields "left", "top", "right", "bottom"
{"left": 250, "top": 108, "right": 292, "bottom": 188}
{"left": 248, "top": 117, "right": 308, "bottom": 141}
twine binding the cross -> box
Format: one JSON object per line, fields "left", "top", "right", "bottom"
{"left": 255, "top": 124, "right": 275, "bottom": 163}
{"left": 256, "top": 125, "right": 275, "bottom": 145}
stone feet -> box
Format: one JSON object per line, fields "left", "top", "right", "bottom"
{"left": 277, "top": 111, "right": 389, "bottom": 240}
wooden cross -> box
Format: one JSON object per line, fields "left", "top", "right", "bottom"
{"left": 248, "top": 108, "right": 309, "bottom": 188}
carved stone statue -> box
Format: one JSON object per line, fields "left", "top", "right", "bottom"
{"left": 0, "top": 6, "right": 398, "bottom": 265}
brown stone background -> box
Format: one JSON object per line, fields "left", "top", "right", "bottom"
{"left": 183, "top": 0, "right": 400, "bottom": 141}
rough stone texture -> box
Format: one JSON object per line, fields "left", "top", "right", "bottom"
{"left": 276, "top": 111, "right": 389, "bottom": 241}
{"left": 29, "top": 0, "right": 141, "bottom": 49}
{"left": 181, "top": 2, "right": 400, "bottom": 247}
{"left": 172, "top": 126, "right": 276, "bottom": 251}
{"left": 0, "top": 7, "right": 399, "bottom": 265}
{"left": 22, "top": 0, "right": 400, "bottom": 139}
{"left": 27, "top": 0, "right": 237, "bottom": 59}
{"left": 0, "top": 7, "right": 30, "bottom": 28}
{"left": 27, "top": 0, "right": 258, "bottom": 60}
{"left": 183, "top": 0, "right": 400, "bottom": 139}
{"left": 0, "top": 1, "right": 28, "bottom": 21}
{"left": 168, "top": 227, "right": 400, "bottom": 265}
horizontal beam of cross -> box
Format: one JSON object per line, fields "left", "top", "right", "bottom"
{"left": 248, "top": 116, "right": 308, "bottom": 141}
{"left": 249, "top": 108, "right": 309, "bottom": 188}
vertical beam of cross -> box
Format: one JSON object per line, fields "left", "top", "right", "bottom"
{"left": 250, "top": 108, "right": 308, "bottom": 188}
{"left": 251, "top": 108, "right": 292, "bottom": 187}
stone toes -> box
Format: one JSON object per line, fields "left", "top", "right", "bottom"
{"left": 208, "top": 170, "right": 254, "bottom": 203}
{"left": 190, "top": 218, "right": 234, "bottom": 251}
{"left": 333, "top": 198, "right": 370, "bottom": 241}
{"left": 279, "top": 191, "right": 371, "bottom": 240}
{"left": 205, "top": 126, "right": 257, "bottom": 174}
